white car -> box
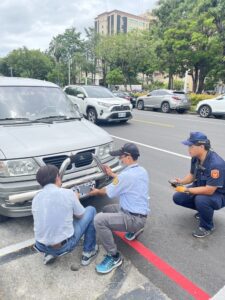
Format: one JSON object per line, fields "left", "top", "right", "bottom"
{"left": 64, "top": 85, "right": 132, "bottom": 124}
{"left": 196, "top": 94, "right": 225, "bottom": 118}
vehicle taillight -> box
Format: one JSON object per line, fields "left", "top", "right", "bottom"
{"left": 172, "top": 96, "right": 181, "bottom": 100}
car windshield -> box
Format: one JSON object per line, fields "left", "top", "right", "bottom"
{"left": 84, "top": 86, "right": 115, "bottom": 98}
{"left": 0, "top": 86, "right": 80, "bottom": 121}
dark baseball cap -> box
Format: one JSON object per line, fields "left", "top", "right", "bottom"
{"left": 182, "top": 132, "right": 209, "bottom": 146}
{"left": 110, "top": 143, "right": 140, "bottom": 158}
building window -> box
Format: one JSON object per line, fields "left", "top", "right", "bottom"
{"left": 117, "top": 15, "right": 121, "bottom": 33}
{"left": 111, "top": 15, "right": 114, "bottom": 34}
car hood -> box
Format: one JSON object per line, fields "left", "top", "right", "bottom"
{"left": 90, "top": 97, "right": 130, "bottom": 105}
{"left": 0, "top": 119, "right": 111, "bottom": 159}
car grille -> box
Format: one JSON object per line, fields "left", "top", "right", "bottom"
{"left": 43, "top": 149, "right": 95, "bottom": 170}
{"left": 111, "top": 105, "right": 130, "bottom": 112}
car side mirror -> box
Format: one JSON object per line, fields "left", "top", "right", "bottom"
{"left": 77, "top": 93, "right": 85, "bottom": 99}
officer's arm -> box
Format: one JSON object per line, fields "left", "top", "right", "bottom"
{"left": 186, "top": 185, "right": 217, "bottom": 195}
{"left": 177, "top": 173, "right": 194, "bottom": 185}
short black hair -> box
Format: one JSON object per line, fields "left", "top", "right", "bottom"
{"left": 36, "top": 164, "right": 59, "bottom": 187}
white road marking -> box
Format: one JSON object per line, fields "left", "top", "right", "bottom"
{"left": 133, "top": 110, "right": 225, "bottom": 126}
{"left": 132, "top": 118, "right": 174, "bottom": 128}
{"left": 111, "top": 135, "right": 190, "bottom": 160}
{"left": 0, "top": 238, "right": 34, "bottom": 257}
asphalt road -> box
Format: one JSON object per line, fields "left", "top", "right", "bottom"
{"left": 1, "top": 109, "right": 225, "bottom": 300}
{"left": 100, "top": 110, "right": 225, "bottom": 300}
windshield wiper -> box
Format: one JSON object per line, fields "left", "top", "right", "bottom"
{"left": 0, "top": 117, "right": 30, "bottom": 121}
{"left": 35, "top": 115, "right": 81, "bottom": 122}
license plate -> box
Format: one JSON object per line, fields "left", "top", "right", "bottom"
{"left": 71, "top": 180, "right": 95, "bottom": 197}
{"left": 118, "top": 112, "right": 126, "bottom": 118}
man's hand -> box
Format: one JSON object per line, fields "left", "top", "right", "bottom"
{"left": 104, "top": 165, "right": 116, "bottom": 178}
{"left": 89, "top": 188, "right": 99, "bottom": 196}
{"left": 175, "top": 185, "right": 188, "bottom": 193}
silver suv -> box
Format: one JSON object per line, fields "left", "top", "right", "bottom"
{"left": 137, "top": 89, "right": 190, "bottom": 113}
{"left": 0, "top": 77, "right": 122, "bottom": 221}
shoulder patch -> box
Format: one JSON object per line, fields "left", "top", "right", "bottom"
{"left": 211, "top": 169, "right": 220, "bottom": 179}
{"left": 112, "top": 177, "right": 119, "bottom": 185}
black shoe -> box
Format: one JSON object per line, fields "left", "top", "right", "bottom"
{"left": 194, "top": 213, "right": 200, "bottom": 220}
{"left": 43, "top": 254, "right": 56, "bottom": 265}
{"left": 192, "top": 226, "right": 215, "bottom": 238}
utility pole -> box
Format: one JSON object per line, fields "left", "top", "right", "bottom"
{"left": 9, "top": 67, "right": 13, "bottom": 77}
{"left": 68, "top": 57, "right": 72, "bottom": 85}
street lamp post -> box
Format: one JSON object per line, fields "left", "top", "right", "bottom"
{"left": 68, "top": 57, "right": 72, "bottom": 85}
{"left": 9, "top": 67, "right": 13, "bottom": 77}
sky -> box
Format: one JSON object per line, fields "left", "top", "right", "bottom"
{"left": 0, "top": 0, "right": 158, "bottom": 57}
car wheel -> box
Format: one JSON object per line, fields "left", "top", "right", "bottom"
{"left": 0, "top": 215, "right": 9, "bottom": 223}
{"left": 176, "top": 109, "right": 186, "bottom": 114}
{"left": 198, "top": 105, "right": 211, "bottom": 118}
{"left": 137, "top": 100, "right": 144, "bottom": 110}
{"left": 87, "top": 108, "right": 98, "bottom": 124}
{"left": 161, "top": 102, "right": 170, "bottom": 113}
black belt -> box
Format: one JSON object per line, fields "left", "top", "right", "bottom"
{"left": 39, "top": 236, "right": 71, "bottom": 249}
{"left": 121, "top": 208, "right": 147, "bottom": 218}
{"left": 129, "top": 212, "right": 147, "bottom": 218}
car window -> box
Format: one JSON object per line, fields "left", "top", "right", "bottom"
{"left": 65, "top": 87, "right": 80, "bottom": 96}
{"left": 0, "top": 86, "right": 80, "bottom": 120}
{"left": 83, "top": 86, "right": 115, "bottom": 98}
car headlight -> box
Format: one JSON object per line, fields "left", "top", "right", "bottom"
{"left": 98, "top": 142, "right": 114, "bottom": 159}
{"left": 0, "top": 159, "right": 39, "bottom": 177}
{"left": 97, "top": 102, "right": 113, "bottom": 108}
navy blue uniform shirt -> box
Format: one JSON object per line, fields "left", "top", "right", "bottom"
{"left": 190, "top": 151, "right": 225, "bottom": 194}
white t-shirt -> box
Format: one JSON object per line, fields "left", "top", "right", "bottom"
{"left": 32, "top": 184, "right": 85, "bottom": 245}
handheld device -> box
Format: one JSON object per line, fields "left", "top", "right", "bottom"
{"left": 92, "top": 154, "right": 108, "bottom": 175}
{"left": 168, "top": 180, "right": 180, "bottom": 188}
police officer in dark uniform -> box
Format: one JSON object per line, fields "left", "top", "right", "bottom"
{"left": 172, "top": 132, "right": 225, "bottom": 238}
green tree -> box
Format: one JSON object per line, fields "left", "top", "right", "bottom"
{"left": 106, "top": 68, "right": 125, "bottom": 85}
{"left": 1, "top": 47, "right": 53, "bottom": 79}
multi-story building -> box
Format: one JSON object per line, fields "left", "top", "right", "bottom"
{"left": 95, "top": 9, "right": 149, "bottom": 35}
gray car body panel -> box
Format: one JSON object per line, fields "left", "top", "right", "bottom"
{"left": 0, "top": 77, "right": 121, "bottom": 218}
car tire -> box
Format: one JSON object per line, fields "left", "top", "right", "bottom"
{"left": 176, "top": 109, "right": 186, "bottom": 114}
{"left": 161, "top": 102, "right": 170, "bottom": 113}
{"left": 0, "top": 215, "right": 9, "bottom": 223}
{"left": 137, "top": 100, "right": 144, "bottom": 110}
{"left": 198, "top": 105, "right": 211, "bottom": 118}
{"left": 87, "top": 108, "right": 98, "bottom": 124}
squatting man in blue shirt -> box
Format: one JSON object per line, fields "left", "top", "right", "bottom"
{"left": 171, "top": 132, "right": 225, "bottom": 238}
{"left": 32, "top": 164, "right": 98, "bottom": 265}
{"left": 89, "top": 143, "right": 150, "bottom": 274}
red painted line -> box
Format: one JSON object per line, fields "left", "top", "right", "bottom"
{"left": 115, "top": 231, "right": 211, "bottom": 300}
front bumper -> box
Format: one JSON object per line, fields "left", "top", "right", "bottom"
{"left": 0, "top": 163, "right": 123, "bottom": 218}
{"left": 99, "top": 111, "right": 132, "bottom": 122}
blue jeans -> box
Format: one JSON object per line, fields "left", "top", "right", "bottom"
{"left": 35, "top": 206, "right": 96, "bottom": 256}
{"left": 173, "top": 192, "right": 225, "bottom": 230}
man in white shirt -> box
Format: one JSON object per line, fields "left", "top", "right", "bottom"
{"left": 32, "top": 164, "right": 98, "bottom": 265}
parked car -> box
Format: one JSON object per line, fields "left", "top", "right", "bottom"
{"left": 64, "top": 85, "right": 132, "bottom": 124}
{"left": 196, "top": 94, "right": 225, "bottom": 118}
{"left": 136, "top": 89, "right": 190, "bottom": 113}
{"left": 0, "top": 77, "right": 123, "bottom": 221}
{"left": 112, "top": 91, "right": 136, "bottom": 108}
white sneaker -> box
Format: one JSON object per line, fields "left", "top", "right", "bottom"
{"left": 81, "top": 245, "right": 99, "bottom": 266}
